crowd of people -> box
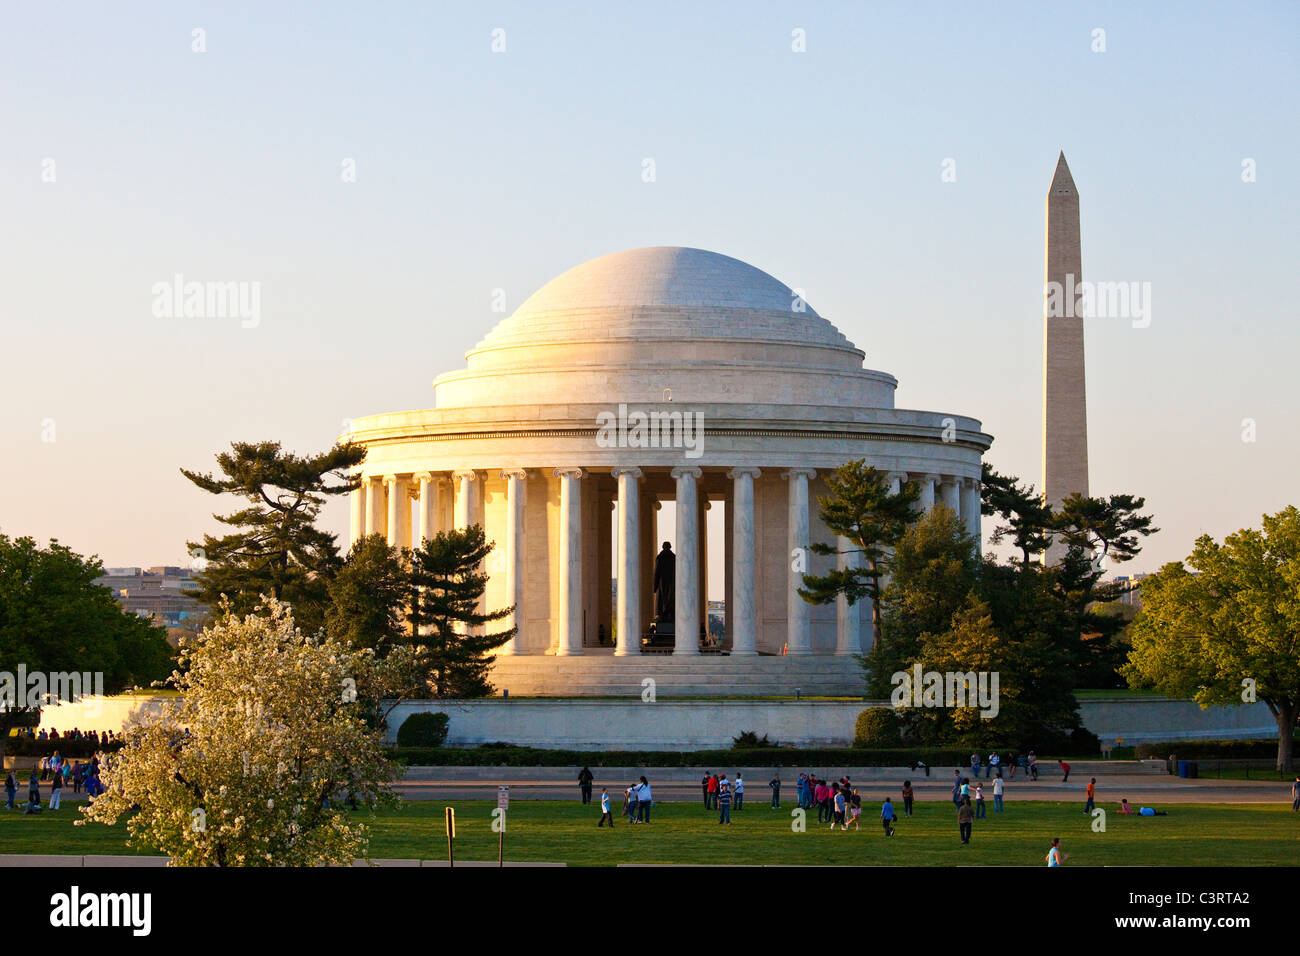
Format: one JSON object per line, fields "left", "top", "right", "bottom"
{"left": 17, "top": 727, "right": 120, "bottom": 746}
{"left": 4, "top": 751, "right": 109, "bottom": 814}
{"left": 583, "top": 760, "right": 1142, "bottom": 864}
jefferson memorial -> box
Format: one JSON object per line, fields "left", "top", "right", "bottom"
{"left": 344, "top": 247, "right": 992, "bottom": 696}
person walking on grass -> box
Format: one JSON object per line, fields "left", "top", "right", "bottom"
{"left": 951, "top": 770, "right": 962, "bottom": 807}
{"left": 702, "top": 772, "right": 712, "bottom": 807}
{"left": 26, "top": 771, "right": 40, "bottom": 813}
{"left": 718, "top": 777, "right": 732, "bottom": 825}
{"left": 1084, "top": 778, "right": 1096, "bottom": 814}
{"left": 974, "top": 783, "right": 986, "bottom": 819}
{"left": 902, "top": 780, "right": 914, "bottom": 817}
{"left": 49, "top": 768, "right": 62, "bottom": 810}
{"left": 992, "top": 774, "right": 1004, "bottom": 813}
{"left": 708, "top": 773, "right": 720, "bottom": 810}
{"left": 881, "top": 797, "right": 896, "bottom": 836}
{"left": 1046, "top": 837, "right": 1068, "bottom": 867}
{"left": 848, "top": 788, "right": 862, "bottom": 831}
{"left": 624, "top": 785, "right": 637, "bottom": 823}
{"left": 830, "top": 785, "right": 847, "bottom": 831}
{"left": 957, "top": 796, "right": 974, "bottom": 845}
{"left": 769, "top": 772, "right": 781, "bottom": 809}
{"left": 598, "top": 788, "right": 614, "bottom": 828}
{"left": 578, "top": 766, "right": 594, "bottom": 805}
{"left": 734, "top": 773, "right": 744, "bottom": 811}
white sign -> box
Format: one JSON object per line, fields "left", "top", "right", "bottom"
{"left": 497, "top": 786, "right": 509, "bottom": 811}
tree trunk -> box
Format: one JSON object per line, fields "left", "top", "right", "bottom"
{"left": 1275, "top": 700, "right": 1297, "bottom": 772}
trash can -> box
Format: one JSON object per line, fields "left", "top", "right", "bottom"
{"left": 1177, "top": 760, "right": 1199, "bottom": 779}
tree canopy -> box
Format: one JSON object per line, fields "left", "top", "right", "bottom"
{"left": 182, "top": 440, "right": 365, "bottom": 635}
{"left": 1124, "top": 506, "right": 1300, "bottom": 770}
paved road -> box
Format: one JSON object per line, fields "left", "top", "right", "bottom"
{"left": 393, "top": 773, "right": 1294, "bottom": 805}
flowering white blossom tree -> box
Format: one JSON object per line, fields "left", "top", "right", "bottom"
{"left": 79, "top": 598, "right": 399, "bottom": 866}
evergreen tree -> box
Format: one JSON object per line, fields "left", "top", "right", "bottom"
{"left": 181, "top": 441, "right": 365, "bottom": 635}
{"left": 407, "top": 526, "right": 515, "bottom": 698}
{"left": 867, "top": 505, "right": 977, "bottom": 697}
{"left": 798, "top": 460, "right": 920, "bottom": 650}
{"left": 325, "top": 534, "right": 410, "bottom": 657}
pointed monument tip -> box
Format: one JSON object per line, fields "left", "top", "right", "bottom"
{"left": 1049, "top": 151, "right": 1076, "bottom": 193}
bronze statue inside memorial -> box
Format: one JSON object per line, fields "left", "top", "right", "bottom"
{"left": 645, "top": 541, "right": 676, "bottom": 648}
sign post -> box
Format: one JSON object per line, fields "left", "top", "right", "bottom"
{"left": 497, "top": 786, "right": 509, "bottom": 867}
{"left": 445, "top": 806, "right": 455, "bottom": 868}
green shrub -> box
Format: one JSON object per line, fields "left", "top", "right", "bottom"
{"left": 854, "top": 708, "right": 900, "bottom": 747}
{"left": 395, "top": 712, "right": 450, "bottom": 748}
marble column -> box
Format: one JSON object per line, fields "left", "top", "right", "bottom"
{"left": 385, "top": 475, "right": 411, "bottom": 549}
{"left": 940, "top": 475, "right": 962, "bottom": 516}
{"left": 888, "top": 472, "right": 907, "bottom": 496}
{"left": 919, "top": 474, "right": 940, "bottom": 513}
{"left": 366, "top": 476, "right": 386, "bottom": 541}
{"left": 698, "top": 496, "right": 709, "bottom": 637}
{"left": 556, "top": 467, "right": 584, "bottom": 655}
{"left": 784, "top": 467, "right": 816, "bottom": 655}
{"left": 672, "top": 466, "right": 702, "bottom": 655}
{"left": 640, "top": 495, "right": 658, "bottom": 634}
{"left": 501, "top": 469, "right": 528, "bottom": 655}
{"left": 613, "top": 467, "right": 642, "bottom": 656}
{"left": 453, "top": 470, "right": 478, "bottom": 530}
{"left": 349, "top": 480, "right": 366, "bottom": 548}
{"left": 727, "top": 467, "right": 760, "bottom": 656}
{"left": 835, "top": 535, "right": 862, "bottom": 655}
{"left": 415, "top": 473, "right": 436, "bottom": 547}
{"left": 963, "top": 477, "right": 983, "bottom": 555}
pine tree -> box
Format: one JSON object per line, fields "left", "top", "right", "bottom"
{"left": 797, "top": 460, "right": 920, "bottom": 650}
{"left": 182, "top": 441, "right": 365, "bottom": 635}
{"left": 407, "top": 526, "right": 515, "bottom": 698}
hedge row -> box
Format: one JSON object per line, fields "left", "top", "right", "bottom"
{"left": 388, "top": 747, "right": 991, "bottom": 767}
{"left": 1134, "top": 738, "right": 1289, "bottom": 760}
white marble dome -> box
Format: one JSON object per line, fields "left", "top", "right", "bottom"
{"left": 435, "top": 246, "right": 895, "bottom": 409}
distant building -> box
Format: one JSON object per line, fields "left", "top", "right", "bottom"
{"left": 1113, "top": 573, "right": 1150, "bottom": 610}
{"left": 96, "top": 565, "right": 206, "bottom": 628}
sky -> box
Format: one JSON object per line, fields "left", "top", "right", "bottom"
{"left": 1, "top": 1, "right": 1296, "bottom": 584}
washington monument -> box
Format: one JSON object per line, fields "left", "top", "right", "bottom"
{"left": 1042, "top": 152, "right": 1089, "bottom": 564}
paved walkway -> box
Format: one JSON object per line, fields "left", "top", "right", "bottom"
{"left": 394, "top": 771, "right": 1293, "bottom": 805}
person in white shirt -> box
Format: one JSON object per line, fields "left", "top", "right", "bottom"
{"left": 993, "top": 774, "right": 1004, "bottom": 812}
{"left": 734, "top": 773, "right": 745, "bottom": 811}
{"left": 987, "top": 752, "right": 1000, "bottom": 779}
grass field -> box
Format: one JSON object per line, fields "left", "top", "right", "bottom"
{"left": 1, "top": 799, "right": 1295, "bottom": 865}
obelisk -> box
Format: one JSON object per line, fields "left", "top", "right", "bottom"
{"left": 1042, "top": 151, "right": 1088, "bottom": 564}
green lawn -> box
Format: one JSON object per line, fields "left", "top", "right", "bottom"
{"left": 2, "top": 799, "right": 1295, "bottom": 865}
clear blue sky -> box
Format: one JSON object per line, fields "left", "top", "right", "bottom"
{"left": 1, "top": 0, "right": 1296, "bottom": 577}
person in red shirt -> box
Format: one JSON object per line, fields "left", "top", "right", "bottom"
{"left": 706, "top": 773, "right": 719, "bottom": 810}
{"left": 1058, "top": 759, "right": 1071, "bottom": 783}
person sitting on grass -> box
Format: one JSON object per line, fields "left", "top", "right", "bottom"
{"left": 1118, "top": 798, "right": 1133, "bottom": 814}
